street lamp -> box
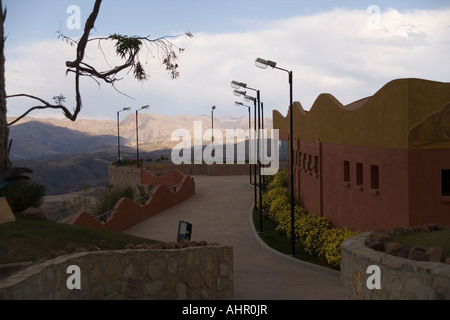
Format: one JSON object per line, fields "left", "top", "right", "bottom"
{"left": 117, "top": 107, "right": 131, "bottom": 165}
{"left": 235, "top": 101, "right": 252, "bottom": 184}
{"left": 136, "top": 105, "right": 150, "bottom": 168}
{"left": 211, "top": 106, "right": 216, "bottom": 142}
{"left": 256, "top": 57, "right": 295, "bottom": 256}
{"left": 211, "top": 106, "right": 216, "bottom": 158}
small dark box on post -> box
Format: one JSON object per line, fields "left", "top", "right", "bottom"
{"left": 177, "top": 220, "right": 192, "bottom": 242}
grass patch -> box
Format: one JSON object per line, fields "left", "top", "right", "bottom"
{"left": 388, "top": 228, "right": 450, "bottom": 255}
{"left": 252, "top": 208, "right": 337, "bottom": 270}
{"left": 0, "top": 217, "right": 159, "bottom": 265}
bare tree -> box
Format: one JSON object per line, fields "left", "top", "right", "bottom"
{"left": 0, "top": 1, "right": 9, "bottom": 174}
{"left": 0, "top": 0, "right": 192, "bottom": 173}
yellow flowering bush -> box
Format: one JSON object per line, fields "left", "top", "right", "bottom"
{"left": 295, "top": 213, "right": 332, "bottom": 255}
{"left": 317, "top": 228, "right": 359, "bottom": 267}
{"left": 270, "top": 169, "right": 289, "bottom": 189}
{"left": 259, "top": 187, "right": 289, "bottom": 213}
{"left": 260, "top": 169, "right": 359, "bottom": 268}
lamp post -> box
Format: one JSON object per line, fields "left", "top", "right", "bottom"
{"left": 235, "top": 101, "right": 252, "bottom": 184}
{"left": 211, "top": 106, "right": 216, "bottom": 141}
{"left": 211, "top": 106, "right": 216, "bottom": 158}
{"left": 117, "top": 107, "right": 131, "bottom": 165}
{"left": 136, "top": 105, "right": 150, "bottom": 168}
{"left": 256, "top": 57, "right": 295, "bottom": 256}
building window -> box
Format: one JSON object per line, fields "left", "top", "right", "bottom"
{"left": 370, "top": 165, "right": 379, "bottom": 195}
{"left": 308, "top": 154, "right": 312, "bottom": 173}
{"left": 279, "top": 140, "right": 288, "bottom": 162}
{"left": 343, "top": 161, "right": 350, "bottom": 186}
{"left": 356, "top": 163, "right": 363, "bottom": 187}
{"left": 442, "top": 170, "right": 450, "bottom": 197}
{"left": 314, "top": 156, "right": 319, "bottom": 175}
{"left": 370, "top": 165, "right": 379, "bottom": 189}
{"left": 298, "top": 152, "right": 302, "bottom": 169}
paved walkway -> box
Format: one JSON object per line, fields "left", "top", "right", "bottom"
{"left": 125, "top": 175, "right": 343, "bottom": 300}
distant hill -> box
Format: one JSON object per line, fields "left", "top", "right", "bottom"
{"left": 6, "top": 114, "right": 272, "bottom": 195}
{"left": 8, "top": 121, "right": 126, "bottom": 161}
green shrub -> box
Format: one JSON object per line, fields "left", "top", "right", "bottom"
{"left": 0, "top": 180, "right": 46, "bottom": 213}
{"left": 92, "top": 184, "right": 135, "bottom": 217}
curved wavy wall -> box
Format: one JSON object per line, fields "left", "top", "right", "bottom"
{"left": 273, "top": 78, "right": 450, "bottom": 231}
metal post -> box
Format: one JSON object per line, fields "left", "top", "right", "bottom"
{"left": 136, "top": 110, "right": 140, "bottom": 168}
{"left": 289, "top": 70, "right": 295, "bottom": 256}
{"left": 257, "top": 90, "right": 263, "bottom": 233}
{"left": 117, "top": 111, "right": 121, "bottom": 164}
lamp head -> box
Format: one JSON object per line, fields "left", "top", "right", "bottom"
{"left": 141, "top": 105, "right": 150, "bottom": 110}
{"left": 244, "top": 95, "right": 256, "bottom": 102}
{"left": 233, "top": 90, "right": 246, "bottom": 97}
{"left": 234, "top": 101, "right": 243, "bottom": 106}
{"left": 212, "top": 106, "right": 216, "bottom": 110}
{"left": 255, "top": 58, "right": 277, "bottom": 69}
{"left": 123, "top": 107, "right": 131, "bottom": 111}
{"left": 231, "top": 81, "right": 247, "bottom": 89}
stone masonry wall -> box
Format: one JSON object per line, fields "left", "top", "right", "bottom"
{"left": 0, "top": 246, "right": 233, "bottom": 300}
{"left": 341, "top": 232, "right": 450, "bottom": 300}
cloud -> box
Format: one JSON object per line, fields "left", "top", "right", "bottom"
{"left": 5, "top": 7, "right": 450, "bottom": 121}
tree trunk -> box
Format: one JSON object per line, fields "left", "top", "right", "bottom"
{"left": 0, "top": 0, "right": 11, "bottom": 175}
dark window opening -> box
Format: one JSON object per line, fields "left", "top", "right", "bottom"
{"left": 371, "top": 165, "right": 379, "bottom": 189}
{"left": 343, "top": 161, "right": 350, "bottom": 183}
{"left": 314, "top": 156, "right": 319, "bottom": 175}
{"left": 442, "top": 170, "right": 450, "bottom": 196}
{"left": 356, "top": 162, "right": 363, "bottom": 186}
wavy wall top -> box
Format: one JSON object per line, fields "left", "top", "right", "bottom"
{"left": 273, "top": 78, "right": 450, "bottom": 149}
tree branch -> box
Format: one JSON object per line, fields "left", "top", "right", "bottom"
{"left": 6, "top": 94, "right": 73, "bottom": 125}
{"left": 7, "top": 0, "right": 192, "bottom": 125}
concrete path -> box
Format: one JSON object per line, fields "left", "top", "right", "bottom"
{"left": 125, "top": 175, "right": 344, "bottom": 300}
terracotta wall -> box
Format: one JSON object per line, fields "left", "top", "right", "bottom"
{"left": 70, "top": 170, "right": 195, "bottom": 232}
{"left": 408, "top": 148, "right": 450, "bottom": 226}
{"left": 274, "top": 78, "right": 450, "bottom": 232}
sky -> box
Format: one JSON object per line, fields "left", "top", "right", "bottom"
{"left": 3, "top": 0, "right": 450, "bottom": 121}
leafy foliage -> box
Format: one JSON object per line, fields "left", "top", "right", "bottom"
{"left": 6, "top": 0, "right": 193, "bottom": 126}
{"left": 92, "top": 184, "right": 135, "bottom": 217}
{"left": 0, "top": 180, "right": 46, "bottom": 213}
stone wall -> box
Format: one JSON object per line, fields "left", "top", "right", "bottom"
{"left": 0, "top": 246, "right": 233, "bottom": 300}
{"left": 341, "top": 232, "right": 450, "bottom": 299}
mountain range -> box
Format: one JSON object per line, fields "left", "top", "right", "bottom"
{"left": 6, "top": 114, "right": 272, "bottom": 195}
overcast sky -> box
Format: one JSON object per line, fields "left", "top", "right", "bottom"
{"left": 3, "top": 0, "right": 450, "bottom": 121}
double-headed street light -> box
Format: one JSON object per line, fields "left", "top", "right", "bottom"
{"left": 256, "top": 57, "right": 295, "bottom": 256}
{"left": 136, "top": 105, "right": 150, "bottom": 168}
{"left": 234, "top": 88, "right": 264, "bottom": 233}
{"left": 117, "top": 107, "right": 131, "bottom": 165}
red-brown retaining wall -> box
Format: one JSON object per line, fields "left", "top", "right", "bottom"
{"left": 70, "top": 170, "right": 195, "bottom": 232}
